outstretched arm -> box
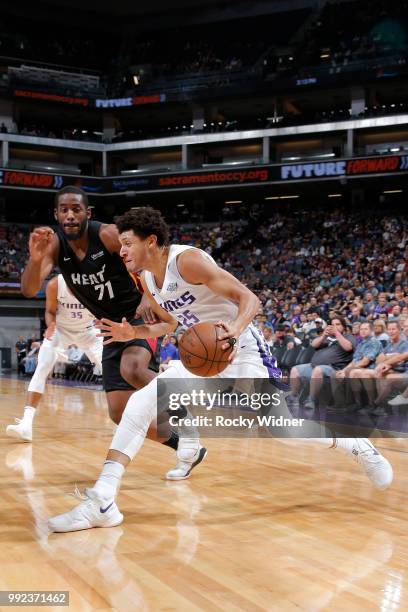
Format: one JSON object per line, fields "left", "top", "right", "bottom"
{"left": 95, "top": 275, "right": 178, "bottom": 344}
{"left": 21, "top": 227, "right": 58, "bottom": 297}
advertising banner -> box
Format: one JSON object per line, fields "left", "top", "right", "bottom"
{"left": 0, "top": 154, "right": 406, "bottom": 195}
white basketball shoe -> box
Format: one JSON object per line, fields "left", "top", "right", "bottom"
{"left": 48, "top": 488, "right": 123, "bottom": 533}
{"left": 6, "top": 417, "right": 33, "bottom": 442}
{"left": 166, "top": 439, "right": 207, "bottom": 480}
{"left": 345, "top": 438, "right": 393, "bottom": 490}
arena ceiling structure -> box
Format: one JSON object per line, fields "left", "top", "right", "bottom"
{"left": 7, "top": 0, "right": 310, "bottom": 16}
{"left": 1, "top": 0, "right": 314, "bottom": 30}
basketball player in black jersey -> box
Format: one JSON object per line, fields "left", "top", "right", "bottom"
{"left": 21, "top": 186, "right": 203, "bottom": 479}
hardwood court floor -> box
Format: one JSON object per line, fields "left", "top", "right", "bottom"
{"left": 1, "top": 376, "right": 408, "bottom": 611}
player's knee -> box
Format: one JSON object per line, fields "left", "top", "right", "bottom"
{"left": 121, "top": 401, "right": 151, "bottom": 437}
{"left": 120, "top": 355, "right": 149, "bottom": 388}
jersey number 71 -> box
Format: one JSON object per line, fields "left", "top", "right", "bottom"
{"left": 95, "top": 281, "right": 114, "bottom": 301}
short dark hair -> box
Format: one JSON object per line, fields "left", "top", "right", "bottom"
{"left": 55, "top": 186, "right": 89, "bottom": 208}
{"left": 331, "top": 316, "right": 347, "bottom": 329}
{"left": 115, "top": 207, "right": 169, "bottom": 247}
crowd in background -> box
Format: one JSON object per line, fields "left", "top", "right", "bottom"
{"left": 0, "top": 223, "right": 28, "bottom": 282}
{"left": 2, "top": 209, "right": 407, "bottom": 316}
{"left": 4, "top": 206, "right": 408, "bottom": 408}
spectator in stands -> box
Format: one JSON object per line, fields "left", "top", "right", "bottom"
{"left": 255, "top": 313, "right": 268, "bottom": 332}
{"left": 363, "top": 292, "right": 377, "bottom": 318}
{"left": 347, "top": 321, "right": 408, "bottom": 414}
{"left": 67, "top": 344, "right": 83, "bottom": 362}
{"left": 389, "top": 304, "right": 402, "bottom": 320}
{"left": 307, "top": 317, "right": 326, "bottom": 341}
{"left": 272, "top": 324, "right": 295, "bottom": 350}
{"left": 373, "top": 319, "right": 390, "bottom": 345}
{"left": 263, "top": 323, "right": 274, "bottom": 350}
{"left": 64, "top": 344, "right": 84, "bottom": 379}
{"left": 344, "top": 324, "right": 381, "bottom": 375}
{"left": 335, "top": 321, "right": 383, "bottom": 408}
{"left": 19, "top": 341, "right": 41, "bottom": 375}
{"left": 374, "top": 293, "right": 390, "bottom": 318}
{"left": 160, "top": 334, "right": 180, "bottom": 372}
{"left": 292, "top": 313, "right": 308, "bottom": 339}
{"left": 26, "top": 332, "right": 39, "bottom": 352}
{"left": 388, "top": 322, "right": 408, "bottom": 404}
{"left": 348, "top": 303, "right": 365, "bottom": 324}
{"left": 351, "top": 321, "right": 362, "bottom": 342}
{"left": 285, "top": 322, "right": 302, "bottom": 345}
{"left": 15, "top": 336, "right": 27, "bottom": 366}
{"left": 289, "top": 317, "right": 355, "bottom": 410}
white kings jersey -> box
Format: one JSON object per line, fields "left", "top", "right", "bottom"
{"left": 56, "top": 274, "right": 95, "bottom": 332}
{"left": 144, "top": 245, "right": 283, "bottom": 383}
{"left": 144, "top": 245, "right": 239, "bottom": 328}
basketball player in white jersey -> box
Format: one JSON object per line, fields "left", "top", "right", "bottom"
{"left": 48, "top": 207, "right": 393, "bottom": 532}
{"left": 6, "top": 274, "right": 102, "bottom": 442}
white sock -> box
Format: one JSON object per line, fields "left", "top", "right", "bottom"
{"left": 93, "top": 461, "right": 125, "bottom": 499}
{"left": 23, "top": 406, "right": 36, "bottom": 421}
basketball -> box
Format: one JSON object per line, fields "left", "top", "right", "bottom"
{"left": 178, "top": 321, "right": 234, "bottom": 376}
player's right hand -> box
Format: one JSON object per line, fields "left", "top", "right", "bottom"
{"left": 215, "top": 320, "right": 239, "bottom": 362}
{"left": 29, "top": 227, "right": 54, "bottom": 262}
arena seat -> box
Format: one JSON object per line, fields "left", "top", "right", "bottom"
{"left": 295, "top": 345, "right": 316, "bottom": 366}
{"left": 279, "top": 345, "right": 302, "bottom": 371}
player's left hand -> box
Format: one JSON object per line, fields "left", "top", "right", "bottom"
{"left": 215, "top": 320, "right": 239, "bottom": 362}
{"left": 95, "top": 317, "right": 137, "bottom": 344}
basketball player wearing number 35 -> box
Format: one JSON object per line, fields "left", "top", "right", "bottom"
{"left": 6, "top": 274, "right": 103, "bottom": 442}
{"left": 20, "top": 186, "right": 204, "bottom": 480}
{"left": 48, "top": 206, "right": 393, "bottom": 533}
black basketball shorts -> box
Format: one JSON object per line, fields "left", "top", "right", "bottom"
{"left": 101, "top": 317, "right": 161, "bottom": 392}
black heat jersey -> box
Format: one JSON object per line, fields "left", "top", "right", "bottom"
{"left": 56, "top": 220, "right": 141, "bottom": 321}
